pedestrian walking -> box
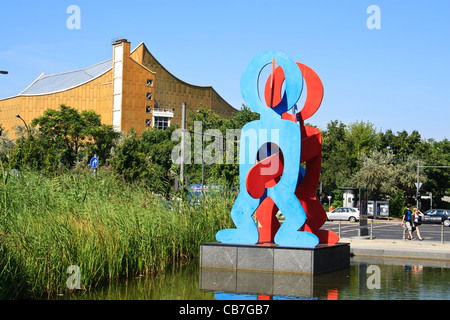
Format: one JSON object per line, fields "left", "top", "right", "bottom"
{"left": 412, "top": 207, "right": 424, "bottom": 241}
{"left": 401, "top": 203, "right": 414, "bottom": 240}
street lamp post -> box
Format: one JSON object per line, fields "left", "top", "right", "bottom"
{"left": 180, "top": 102, "right": 186, "bottom": 187}
{"left": 0, "top": 71, "right": 8, "bottom": 75}
{"left": 195, "top": 110, "right": 212, "bottom": 194}
{"left": 15, "top": 114, "right": 30, "bottom": 134}
{"left": 416, "top": 159, "right": 421, "bottom": 209}
{"left": 196, "top": 110, "right": 206, "bottom": 193}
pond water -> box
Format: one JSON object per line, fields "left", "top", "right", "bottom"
{"left": 60, "top": 257, "right": 450, "bottom": 300}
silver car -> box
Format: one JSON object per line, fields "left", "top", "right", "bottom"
{"left": 327, "top": 207, "right": 360, "bottom": 222}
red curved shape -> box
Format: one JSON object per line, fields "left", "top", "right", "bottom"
{"left": 246, "top": 152, "right": 284, "bottom": 199}
{"left": 264, "top": 63, "right": 324, "bottom": 121}
{"left": 297, "top": 63, "right": 324, "bottom": 121}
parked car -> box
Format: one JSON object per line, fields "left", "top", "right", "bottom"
{"left": 326, "top": 207, "right": 360, "bottom": 222}
{"left": 421, "top": 209, "right": 450, "bottom": 227}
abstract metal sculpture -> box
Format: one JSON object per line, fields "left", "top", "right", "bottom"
{"left": 216, "top": 52, "right": 339, "bottom": 247}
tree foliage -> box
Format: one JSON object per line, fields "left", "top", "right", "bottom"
{"left": 321, "top": 122, "right": 449, "bottom": 214}
{"left": 9, "top": 104, "right": 119, "bottom": 173}
{"left": 110, "top": 126, "right": 179, "bottom": 197}
{"left": 0, "top": 104, "right": 448, "bottom": 210}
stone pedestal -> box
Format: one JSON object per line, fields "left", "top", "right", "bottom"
{"left": 200, "top": 242, "right": 350, "bottom": 274}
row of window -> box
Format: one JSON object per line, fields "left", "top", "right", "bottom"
{"left": 146, "top": 77, "right": 153, "bottom": 115}
{"left": 146, "top": 79, "right": 153, "bottom": 102}
{"left": 146, "top": 79, "right": 169, "bottom": 130}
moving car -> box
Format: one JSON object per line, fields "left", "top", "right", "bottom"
{"left": 421, "top": 209, "right": 450, "bottom": 227}
{"left": 326, "top": 207, "right": 360, "bottom": 222}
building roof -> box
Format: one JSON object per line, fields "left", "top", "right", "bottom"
{"left": 18, "top": 59, "right": 112, "bottom": 96}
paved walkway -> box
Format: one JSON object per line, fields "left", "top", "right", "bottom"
{"left": 341, "top": 237, "right": 450, "bottom": 262}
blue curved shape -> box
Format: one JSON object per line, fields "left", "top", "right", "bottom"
{"left": 240, "top": 51, "right": 303, "bottom": 117}
{"left": 297, "top": 165, "right": 306, "bottom": 186}
{"left": 215, "top": 190, "right": 260, "bottom": 244}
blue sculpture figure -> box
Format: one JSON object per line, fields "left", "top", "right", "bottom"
{"left": 215, "top": 52, "right": 319, "bottom": 247}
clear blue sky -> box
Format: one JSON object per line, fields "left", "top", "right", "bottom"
{"left": 0, "top": 0, "right": 449, "bottom": 141}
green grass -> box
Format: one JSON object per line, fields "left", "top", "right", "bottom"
{"left": 0, "top": 168, "right": 234, "bottom": 299}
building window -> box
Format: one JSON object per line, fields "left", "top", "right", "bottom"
{"left": 147, "top": 79, "right": 153, "bottom": 87}
{"left": 154, "top": 117, "right": 169, "bottom": 130}
{"left": 145, "top": 119, "right": 152, "bottom": 127}
{"left": 146, "top": 105, "right": 152, "bottom": 113}
{"left": 146, "top": 92, "right": 153, "bottom": 100}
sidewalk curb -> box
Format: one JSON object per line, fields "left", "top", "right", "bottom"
{"left": 350, "top": 247, "right": 450, "bottom": 261}
{"left": 341, "top": 238, "right": 450, "bottom": 262}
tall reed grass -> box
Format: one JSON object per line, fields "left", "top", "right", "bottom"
{"left": 0, "top": 169, "right": 234, "bottom": 299}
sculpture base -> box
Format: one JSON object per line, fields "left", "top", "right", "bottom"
{"left": 200, "top": 242, "right": 350, "bottom": 274}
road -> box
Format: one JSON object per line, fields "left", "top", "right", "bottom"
{"left": 323, "top": 220, "right": 450, "bottom": 243}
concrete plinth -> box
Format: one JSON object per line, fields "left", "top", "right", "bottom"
{"left": 200, "top": 242, "right": 350, "bottom": 274}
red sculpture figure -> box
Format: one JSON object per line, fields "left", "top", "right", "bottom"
{"left": 248, "top": 61, "right": 339, "bottom": 245}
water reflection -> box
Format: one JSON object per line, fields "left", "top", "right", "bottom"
{"left": 60, "top": 261, "right": 215, "bottom": 300}
{"left": 60, "top": 257, "right": 450, "bottom": 300}
{"left": 200, "top": 256, "right": 450, "bottom": 300}
{"left": 200, "top": 268, "right": 349, "bottom": 300}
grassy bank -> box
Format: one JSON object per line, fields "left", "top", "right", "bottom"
{"left": 0, "top": 169, "right": 234, "bottom": 299}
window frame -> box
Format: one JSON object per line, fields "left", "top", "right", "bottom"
{"left": 153, "top": 116, "right": 170, "bottom": 130}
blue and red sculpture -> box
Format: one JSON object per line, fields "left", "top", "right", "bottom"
{"left": 216, "top": 52, "right": 339, "bottom": 247}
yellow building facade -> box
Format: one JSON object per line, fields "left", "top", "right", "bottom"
{"left": 0, "top": 39, "right": 236, "bottom": 139}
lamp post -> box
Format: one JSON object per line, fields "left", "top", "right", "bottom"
{"left": 0, "top": 71, "right": 8, "bottom": 75}
{"left": 196, "top": 110, "right": 205, "bottom": 193}
{"left": 195, "top": 110, "right": 212, "bottom": 194}
{"left": 180, "top": 102, "right": 186, "bottom": 187}
{"left": 15, "top": 114, "right": 29, "bottom": 134}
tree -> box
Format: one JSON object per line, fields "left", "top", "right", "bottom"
{"left": 31, "top": 105, "right": 99, "bottom": 166}
{"left": 0, "top": 126, "right": 13, "bottom": 164}
{"left": 10, "top": 105, "right": 118, "bottom": 172}
{"left": 392, "top": 155, "right": 421, "bottom": 202}
{"left": 421, "top": 139, "right": 450, "bottom": 209}
{"left": 345, "top": 121, "right": 380, "bottom": 171}
{"left": 110, "top": 127, "right": 179, "bottom": 197}
{"left": 179, "top": 104, "right": 259, "bottom": 187}
{"left": 222, "top": 104, "right": 259, "bottom": 131}
{"left": 110, "top": 129, "right": 147, "bottom": 182}
{"left": 352, "top": 150, "right": 395, "bottom": 200}
{"left": 85, "top": 124, "right": 120, "bottom": 164}
{"left": 378, "top": 129, "right": 427, "bottom": 162}
{"left": 210, "top": 104, "right": 260, "bottom": 186}
{"left": 321, "top": 120, "right": 352, "bottom": 194}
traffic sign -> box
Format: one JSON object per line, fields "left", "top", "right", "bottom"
{"left": 415, "top": 183, "right": 423, "bottom": 190}
{"left": 90, "top": 157, "right": 98, "bottom": 169}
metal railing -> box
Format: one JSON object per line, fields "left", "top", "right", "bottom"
{"left": 334, "top": 219, "right": 446, "bottom": 244}
{"left": 401, "top": 221, "right": 446, "bottom": 243}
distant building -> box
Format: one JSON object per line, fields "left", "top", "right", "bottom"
{"left": 0, "top": 39, "right": 236, "bottom": 138}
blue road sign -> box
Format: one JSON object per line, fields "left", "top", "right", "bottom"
{"left": 187, "top": 184, "right": 226, "bottom": 203}
{"left": 90, "top": 157, "right": 98, "bottom": 169}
